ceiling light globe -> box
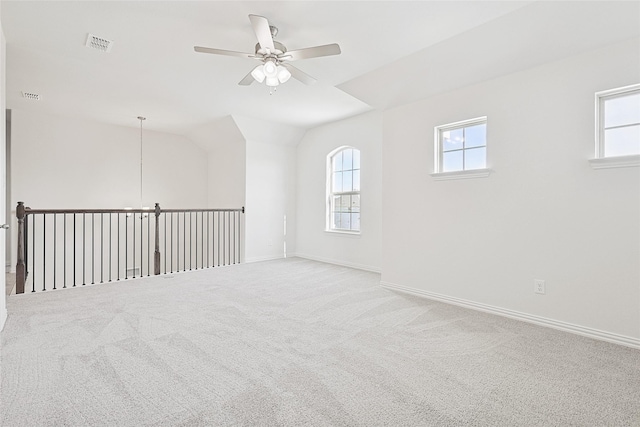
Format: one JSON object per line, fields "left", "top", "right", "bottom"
{"left": 263, "top": 60, "right": 278, "bottom": 78}
{"left": 251, "top": 65, "right": 266, "bottom": 83}
{"left": 265, "top": 77, "right": 279, "bottom": 87}
{"left": 277, "top": 66, "right": 291, "bottom": 84}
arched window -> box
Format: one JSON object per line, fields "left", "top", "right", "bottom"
{"left": 327, "top": 147, "right": 360, "bottom": 232}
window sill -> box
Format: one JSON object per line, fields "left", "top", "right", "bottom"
{"left": 589, "top": 155, "right": 640, "bottom": 169}
{"left": 430, "top": 168, "right": 493, "bottom": 181}
{"left": 325, "top": 229, "right": 361, "bottom": 237}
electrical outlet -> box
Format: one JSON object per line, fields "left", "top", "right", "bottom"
{"left": 534, "top": 279, "right": 545, "bottom": 294}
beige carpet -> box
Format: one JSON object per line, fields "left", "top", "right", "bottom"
{"left": 1, "top": 257, "right": 639, "bottom": 426}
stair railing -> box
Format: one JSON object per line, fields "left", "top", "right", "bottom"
{"left": 15, "top": 202, "right": 244, "bottom": 293}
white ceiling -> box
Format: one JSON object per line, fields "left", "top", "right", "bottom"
{"left": 1, "top": 1, "right": 638, "bottom": 136}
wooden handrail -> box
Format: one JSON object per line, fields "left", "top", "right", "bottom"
{"left": 22, "top": 207, "right": 244, "bottom": 215}
{"left": 158, "top": 208, "right": 244, "bottom": 213}
{"left": 23, "top": 208, "right": 156, "bottom": 215}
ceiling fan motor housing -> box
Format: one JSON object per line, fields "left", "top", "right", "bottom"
{"left": 255, "top": 41, "right": 287, "bottom": 58}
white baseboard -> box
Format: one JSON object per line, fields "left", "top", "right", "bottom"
{"left": 381, "top": 281, "right": 640, "bottom": 350}
{"left": 245, "top": 254, "right": 286, "bottom": 264}
{"left": 293, "top": 253, "right": 381, "bottom": 273}
{"left": 0, "top": 307, "right": 7, "bottom": 332}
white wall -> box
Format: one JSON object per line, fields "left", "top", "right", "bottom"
{"left": 244, "top": 139, "right": 297, "bottom": 263}
{"left": 295, "top": 111, "right": 382, "bottom": 272}
{"left": 11, "top": 109, "right": 207, "bottom": 209}
{"left": 382, "top": 38, "right": 640, "bottom": 343}
{"left": 0, "top": 13, "right": 7, "bottom": 330}
{"left": 236, "top": 116, "right": 303, "bottom": 264}
{"left": 187, "top": 116, "right": 246, "bottom": 209}
{"left": 207, "top": 148, "right": 245, "bottom": 209}
{"left": 10, "top": 109, "right": 208, "bottom": 269}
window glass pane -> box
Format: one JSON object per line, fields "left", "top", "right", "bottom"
{"left": 464, "top": 147, "right": 487, "bottom": 170}
{"left": 332, "top": 151, "right": 343, "bottom": 172}
{"left": 340, "top": 213, "right": 351, "bottom": 230}
{"left": 333, "top": 212, "right": 340, "bottom": 229}
{"left": 351, "top": 194, "right": 360, "bottom": 213}
{"left": 329, "top": 147, "right": 361, "bottom": 232}
{"left": 442, "top": 150, "right": 463, "bottom": 172}
{"left": 332, "top": 172, "right": 342, "bottom": 193}
{"left": 332, "top": 195, "right": 341, "bottom": 212}
{"left": 340, "top": 195, "right": 351, "bottom": 212}
{"left": 604, "top": 125, "right": 640, "bottom": 157}
{"left": 465, "top": 124, "right": 486, "bottom": 148}
{"left": 351, "top": 213, "right": 360, "bottom": 231}
{"left": 604, "top": 93, "right": 640, "bottom": 128}
{"left": 343, "top": 149, "right": 353, "bottom": 171}
{"left": 353, "top": 149, "right": 361, "bottom": 170}
{"left": 342, "top": 170, "right": 353, "bottom": 192}
{"left": 442, "top": 128, "right": 463, "bottom": 152}
{"left": 352, "top": 170, "right": 360, "bottom": 191}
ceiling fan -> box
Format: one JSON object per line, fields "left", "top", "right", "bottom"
{"left": 194, "top": 14, "right": 341, "bottom": 88}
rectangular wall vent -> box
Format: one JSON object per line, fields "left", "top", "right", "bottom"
{"left": 22, "top": 92, "right": 40, "bottom": 101}
{"left": 86, "top": 33, "right": 113, "bottom": 53}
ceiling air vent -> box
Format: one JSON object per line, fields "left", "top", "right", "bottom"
{"left": 22, "top": 92, "right": 40, "bottom": 101}
{"left": 85, "top": 33, "right": 113, "bottom": 53}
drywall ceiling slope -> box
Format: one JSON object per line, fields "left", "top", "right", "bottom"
{"left": 1, "top": 1, "right": 530, "bottom": 134}
{"left": 186, "top": 115, "right": 245, "bottom": 153}
{"left": 233, "top": 115, "right": 306, "bottom": 146}
{"left": 339, "top": 1, "right": 640, "bottom": 111}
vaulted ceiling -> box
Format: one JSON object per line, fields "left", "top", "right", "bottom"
{"left": 2, "top": 1, "right": 639, "bottom": 136}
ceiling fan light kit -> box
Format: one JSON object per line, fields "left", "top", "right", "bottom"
{"left": 266, "top": 77, "right": 279, "bottom": 87}
{"left": 277, "top": 67, "right": 291, "bottom": 84}
{"left": 263, "top": 59, "right": 278, "bottom": 77}
{"left": 250, "top": 65, "right": 266, "bottom": 83}
{"left": 194, "top": 14, "right": 341, "bottom": 90}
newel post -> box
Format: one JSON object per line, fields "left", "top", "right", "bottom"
{"left": 15, "top": 201, "right": 26, "bottom": 294}
{"left": 154, "top": 203, "right": 161, "bottom": 275}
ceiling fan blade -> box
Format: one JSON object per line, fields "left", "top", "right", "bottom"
{"left": 194, "top": 46, "right": 253, "bottom": 58}
{"left": 248, "top": 14, "right": 275, "bottom": 52}
{"left": 238, "top": 71, "right": 255, "bottom": 86}
{"left": 283, "top": 43, "right": 341, "bottom": 61}
{"left": 282, "top": 64, "right": 317, "bottom": 85}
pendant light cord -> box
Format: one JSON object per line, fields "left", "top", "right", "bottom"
{"left": 138, "top": 116, "right": 146, "bottom": 210}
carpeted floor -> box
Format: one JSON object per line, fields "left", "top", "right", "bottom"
{"left": 1, "top": 257, "right": 639, "bottom": 426}
{"left": 5, "top": 272, "right": 14, "bottom": 296}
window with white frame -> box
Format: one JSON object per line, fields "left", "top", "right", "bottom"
{"left": 327, "top": 147, "right": 360, "bottom": 232}
{"left": 595, "top": 84, "right": 640, "bottom": 158}
{"left": 434, "top": 117, "right": 487, "bottom": 173}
